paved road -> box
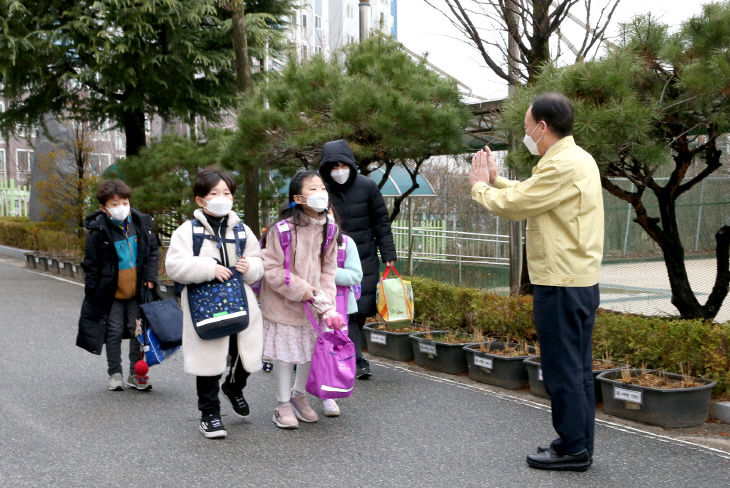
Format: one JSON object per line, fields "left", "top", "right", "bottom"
{"left": 1, "top": 260, "right": 729, "bottom": 488}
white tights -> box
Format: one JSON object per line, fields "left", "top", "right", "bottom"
{"left": 273, "top": 360, "right": 312, "bottom": 403}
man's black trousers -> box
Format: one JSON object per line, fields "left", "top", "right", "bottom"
{"left": 533, "top": 284, "right": 600, "bottom": 457}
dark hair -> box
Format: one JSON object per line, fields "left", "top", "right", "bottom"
{"left": 193, "top": 166, "right": 237, "bottom": 197}
{"left": 530, "top": 92, "right": 574, "bottom": 138}
{"left": 261, "top": 169, "right": 341, "bottom": 263}
{"left": 96, "top": 179, "right": 131, "bottom": 205}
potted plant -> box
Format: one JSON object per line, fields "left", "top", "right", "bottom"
{"left": 410, "top": 329, "right": 476, "bottom": 374}
{"left": 596, "top": 367, "right": 716, "bottom": 428}
{"left": 525, "top": 356, "right": 626, "bottom": 401}
{"left": 464, "top": 326, "right": 538, "bottom": 389}
{"left": 363, "top": 321, "right": 431, "bottom": 362}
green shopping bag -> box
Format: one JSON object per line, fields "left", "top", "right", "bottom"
{"left": 376, "top": 266, "right": 414, "bottom": 328}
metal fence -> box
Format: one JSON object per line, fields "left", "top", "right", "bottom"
{"left": 0, "top": 179, "right": 30, "bottom": 217}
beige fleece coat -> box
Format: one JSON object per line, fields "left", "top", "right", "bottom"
{"left": 260, "top": 214, "right": 338, "bottom": 326}
{"left": 165, "top": 209, "right": 264, "bottom": 376}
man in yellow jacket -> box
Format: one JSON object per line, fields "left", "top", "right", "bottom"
{"left": 471, "top": 93, "right": 603, "bottom": 472}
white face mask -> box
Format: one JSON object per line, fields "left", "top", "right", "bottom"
{"left": 204, "top": 196, "right": 233, "bottom": 217}
{"left": 330, "top": 167, "right": 350, "bottom": 185}
{"left": 305, "top": 191, "right": 329, "bottom": 213}
{"left": 107, "top": 204, "right": 130, "bottom": 222}
{"left": 522, "top": 124, "right": 543, "bottom": 156}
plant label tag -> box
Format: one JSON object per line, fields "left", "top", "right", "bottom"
{"left": 370, "top": 333, "right": 387, "bottom": 345}
{"left": 419, "top": 342, "right": 437, "bottom": 356}
{"left": 538, "top": 368, "right": 543, "bottom": 381}
{"left": 474, "top": 355, "right": 493, "bottom": 370}
{"left": 35, "top": 256, "right": 40, "bottom": 263}
{"left": 614, "top": 386, "right": 642, "bottom": 405}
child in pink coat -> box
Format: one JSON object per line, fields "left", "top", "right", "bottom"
{"left": 260, "top": 170, "right": 344, "bottom": 429}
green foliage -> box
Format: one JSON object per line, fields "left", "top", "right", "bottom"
{"left": 0, "top": 217, "right": 84, "bottom": 255}
{"left": 408, "top": 276, "right": 729, "bottom": 396}
{"left": 410, "top": 276, "right": 536, "bottom": 342}
{"left": 0, "top": 0, "right": 238, "bottom": 154}
{"left": 227, "top": 35, "right": 472, "bottom": 217}
{"left": 593, "top": 311, "right": 730, "bottom": 395}
{"left": 114, "top": 131, "right": 234, "bottom": 235}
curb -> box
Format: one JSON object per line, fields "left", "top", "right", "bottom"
{"left": 710, "top": 402, "right": 730, "bottom": 424}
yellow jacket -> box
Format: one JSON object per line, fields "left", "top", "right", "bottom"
{"left": 471, "top": 136, "right": 604, "bottom": 287}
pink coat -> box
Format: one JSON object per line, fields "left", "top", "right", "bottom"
{"left": 260, "top": 214, "right": 338, "bottom": 326}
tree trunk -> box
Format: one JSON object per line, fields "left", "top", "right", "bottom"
{"left": 122, "top": 109, "right": 146, "bottom": 157}
{"left": 232, "top": 0, "right": 259, "bottom": 235}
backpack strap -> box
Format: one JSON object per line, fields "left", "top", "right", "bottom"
{"left": 191, "top": 218, "right": 247, "bottom": 259}
{"left": 275, "top": 220, "right": 292, "bottom": 286}
{"left": 323, "top": 218, "right": 337, "bottom": 253}
{"left": 337, "top": 235, "right": 347, "bottom": 268}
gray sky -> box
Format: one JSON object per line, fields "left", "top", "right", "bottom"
{"left": 397, "top": 0, "right": 708, "bottom": 100}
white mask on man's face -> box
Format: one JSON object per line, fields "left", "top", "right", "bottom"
{"left": 204, "top": 196, "right": 233, "bottom": 217}
{"left": 107, "top": 204, "right": 130, "bottom": 221}
{"left": 330, "top": 167, "right": 350, "bottom": 185}
{"left": 522, "top": 123, "right": 543, "bottom": 156}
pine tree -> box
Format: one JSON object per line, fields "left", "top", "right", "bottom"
{"left": 500, "top": 3, "right": 730, "bottom": 319}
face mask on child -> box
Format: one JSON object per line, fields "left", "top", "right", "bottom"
{"left": 330, "top": 167, "right": 350, "bottom": 185}
{"left": 305, "top": 192, "right": 329, "bottom": 212}
{"left": 107, "top": 204, "right": 130, "bottom": 221}
{"left": 204, "top": 196, "right": 233, "bottom": 217}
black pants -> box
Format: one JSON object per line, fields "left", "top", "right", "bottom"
{"left": 348, "top": 312, "right": 366, "bottom": 359}
{"left": 533, "top": 284, "right": 599, "bottom": 457}
{"left": 196, "top": 335, "right": 249, "bottom": 416}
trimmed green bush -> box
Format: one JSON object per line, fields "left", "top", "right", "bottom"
{"left": 0, "top": 217, "right": 84, "bottom": 255}
{"left": 408, "top": 276, "right": 729, "bottom": 397}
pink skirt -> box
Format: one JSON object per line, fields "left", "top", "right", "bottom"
{"left": 263, "top": 319, "right": 318, "bottom": 364}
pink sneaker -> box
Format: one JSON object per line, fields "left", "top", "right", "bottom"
{"left": 273, "top": 404, "right": 299, "bottom": 429}
{"left": 290, "top": 392, "right": 319, "bottom": 423}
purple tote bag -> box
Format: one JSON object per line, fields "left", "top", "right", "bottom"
{"left": 302, "top": 303, "right": 356, "bottom": 399}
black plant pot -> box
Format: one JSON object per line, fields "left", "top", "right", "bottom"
{"left": 363, "top": 323, "right": 416, "bottom": 362}
{"left": 596, "top": 369, "right": 716, "bottom": 428}
{"left": 525, "top": 357, "right": 624, "bottom": 403}
{"left": 410, "top": 331, "right": 473, "bottom": 374}
{"left": 464, "top": 343, "right": 535, "bottom": 389}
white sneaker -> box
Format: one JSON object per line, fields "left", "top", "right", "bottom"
{"left": 108, "top": 373, "right": 124, "bottom": 391}
{"left": 323, "top": 399, "right": 340, "bottom": 417}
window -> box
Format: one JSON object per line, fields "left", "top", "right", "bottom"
{"left": 115, "top": 130, "right": 125, "bottom": 151}
{"left": 89, "top": 153, "right": 111, "bottom": 175}
{"left": 347, "top": 5, "right": 354, "bottom": 18}
{"left": 302, "top": 14, "right": 307, "bottom": 29}
{"left": 16, "top": 149, "right": 32, "bottom": 185}
{"left": 0, "top": 101, "right": 4, "bottom": 141}
{"left": 348, "top": 34, "right": 356, "bottom": 44}
{"left": 315, "top": 46, "right": 322, "bottom": 55}
{"left": 0, "top": 149, "right": 6, "bottom": 183}
{"left": 301, "top": 45, "right": 308, "bottom": 60}
{"left": 315, "top": 16, "right": 321, "bottom": 29}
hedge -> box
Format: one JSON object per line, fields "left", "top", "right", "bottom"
{"left": 408, "top": 276, "right": 730, "bottom": 397}
{"left": 0, "top": 217, "right": 84, "bottom": 255}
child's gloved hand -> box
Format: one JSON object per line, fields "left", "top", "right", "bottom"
{"left": 323, "top": 309, "right": 345, "bottom": 330}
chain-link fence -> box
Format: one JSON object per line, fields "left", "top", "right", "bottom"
{"left": 385, "top": 146, "right": 730, "bottom": 321}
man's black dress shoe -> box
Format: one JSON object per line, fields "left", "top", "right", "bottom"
{"left": 536, "top": 445, "right": 552, "bottom": 453}
{"left": 526, "top": 448, "right": 591, "bottom": 471}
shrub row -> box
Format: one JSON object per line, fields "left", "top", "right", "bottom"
{"left": 0, "top": 217, "right": 84, "bottom": 255}
{"left": 408, "top": 276, "right": 730, "bottom": 396}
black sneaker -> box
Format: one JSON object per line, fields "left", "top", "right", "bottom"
{"left": 199, "top": 414, "right": 227, "bottom": 439}
{"left": 356, "top": 358, "right": 372, "bottom": 380}
{"left": 221, "top": 383, "right": 250, "bottom": 418}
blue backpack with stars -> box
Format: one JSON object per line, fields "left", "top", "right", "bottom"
{"left": 182, "top": 218, "right": 250, "bottom": 340}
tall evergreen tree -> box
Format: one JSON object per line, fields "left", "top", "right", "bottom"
{"left": 228, "top": 35, "right": 472, "bottom": 222}
{"left": 0, "top": 0, "right": 237, "bottom": 156}
{"left": 500, "top": 3, "right": 730, "bottom": 319}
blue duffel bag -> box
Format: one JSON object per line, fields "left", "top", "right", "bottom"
{"left": 139, "top": 290, "right": 183, "bottom": 349}
{"left": 137, "top": 328, "right": 180, "bottom": 366}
